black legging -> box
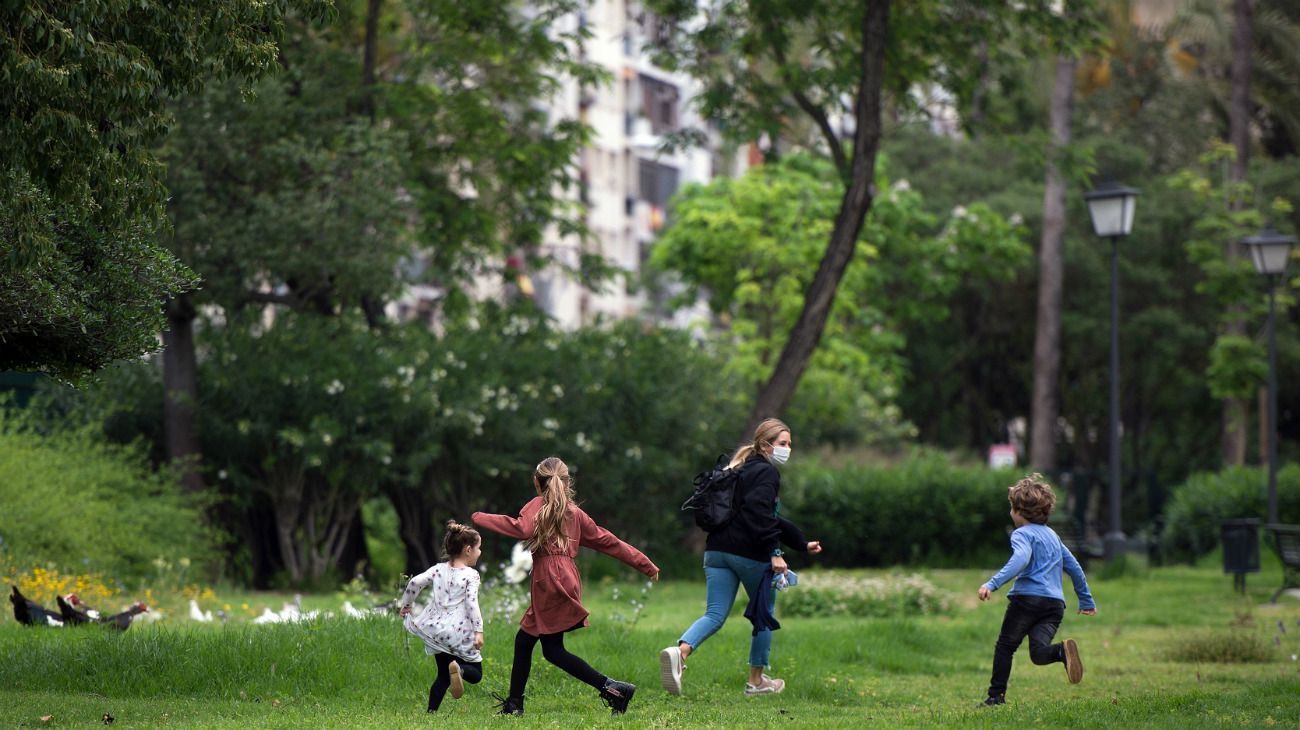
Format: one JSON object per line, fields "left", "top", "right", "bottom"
{"left": 428, "top": 652, "right": 483, "bottom": 711}
{"left": 508, "top": 628, "right": 607, "bottom": 698}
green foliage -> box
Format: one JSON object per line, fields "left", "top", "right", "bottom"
{"left": 649, "top": 154, "right": 1028, "bottom": 446}
{"left": 0, "top": 411, "right": 215, "bottom": 579}
{"left": 780, "top": 572, "right": 950, "bottom": 618}
{"left": 780, "top": 452, "right": 1025, "bottom": 567}
{"left": 1166, "top": 631, "right": 1275, "bottom": 664}
{"left": 0, "top": 0, "right": 328, "bottom": 378}
{"left": 1161, "top": 466, "right": 1300, "bottom": 562}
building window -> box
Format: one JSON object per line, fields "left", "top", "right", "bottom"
{"left": 638, "top": 74, "right": 679, "bottom": 134}
{"left": 638, "top": 159, "right": 679, "bottom": 208}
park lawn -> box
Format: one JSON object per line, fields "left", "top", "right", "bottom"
{"left": 1, "top": 563, "right": 1298, "bottom": 729}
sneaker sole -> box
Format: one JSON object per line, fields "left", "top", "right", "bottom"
{"left": 659, "top": 648, "right": 682, "bottom": 695}
{"left": 1063, "top": 639, "right": 1083, "bottom": 684}
{"left": 449, "top": 661, "right": 464, "bottom": 699}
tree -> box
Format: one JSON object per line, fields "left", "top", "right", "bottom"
{"left": 0, "top": 0, "right": 327, "bottom": 379}
{"left": 650, "top": 153, "right": 1028, "bottom": 446}
{"left": 645, "top": 0, "right": 1098, "bottom": 435}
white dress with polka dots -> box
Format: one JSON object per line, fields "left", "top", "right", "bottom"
{"left": 398, "top": 563, "right": 483, "bottom": 662}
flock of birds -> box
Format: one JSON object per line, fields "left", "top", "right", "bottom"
{"left": 9, "top": 586, "right": 149, "bottom": 630}
{"left": 9, "top": 584, "right": 398, "bottom": 630}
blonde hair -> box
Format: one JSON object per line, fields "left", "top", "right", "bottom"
{"left": 1008, "top": 473, "right": 1057, "bottom": 525}
{"left": 526, "top": 457, "right": 575, "bottom": 551}
{"left": 441, "top": 519, "right": 481, "bottom": 561}
{"left": 728, "top": 418, "right": 791, "bottom": 469}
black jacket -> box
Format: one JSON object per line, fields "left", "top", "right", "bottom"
{"left": 705, "top": 454, "right": 808, "bottom": 563}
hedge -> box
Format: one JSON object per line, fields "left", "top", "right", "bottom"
{"left": 1160, "top": 465, "right": 1300, "bottom": 562}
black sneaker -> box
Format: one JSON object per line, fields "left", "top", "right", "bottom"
{"left": 600, "top": 679, "right": 637, "bottom": 715}
{"left": 493, "top": 693, "right": 524, "bottom": 716}
{"left": 979, "top": 694, "right": 1005, "bottom": 707}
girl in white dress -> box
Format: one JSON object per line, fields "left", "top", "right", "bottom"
{"left": 398, "top": 520, "right": 485, "bottom": 712}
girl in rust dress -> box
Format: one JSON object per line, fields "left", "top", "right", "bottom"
{"left": 473, "top": 456, "right": 660, "bottom": 716}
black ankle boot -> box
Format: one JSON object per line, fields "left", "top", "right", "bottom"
{"left": 600, "top": 679, "right": 636, "bottom": 715}
{"left": 493, "top": 693, "right": 524, "bottom": 716}
{"left": 979, "top": 693, "right": 1006, "bottom": 707}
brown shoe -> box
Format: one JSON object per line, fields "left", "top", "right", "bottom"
{"left": 1063, "top": 639, "right": 1083, "bottom": 684}
{"left": 449, "top": 660, "right": 465, "bottom": 699}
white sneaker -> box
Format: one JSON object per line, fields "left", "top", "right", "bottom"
{"left": 659, "top": 646, "right": 683, "bottom": 695}
{"left": 744, "top": 674, "right": 784, "bottom": 696}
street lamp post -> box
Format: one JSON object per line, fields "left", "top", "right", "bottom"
{"left": 1084, "top": 182, "right": 1139, "bottom": 562}
{"left": 1242, "top": 229, "right": 1296, "bottom": 526}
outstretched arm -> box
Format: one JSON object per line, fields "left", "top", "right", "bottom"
{"left": 398, "top": 565, "right": 436, "bottom": 611}
{"left": 1062, "top": 545, "right": 1097, "bottom": 613}
{"left": 578, "top": 509, "right": 659, "bottom": 578}
{"left": 472, "top": 498, "right": 540, "bottom": 540}
{"left": 982, "top": 531, "right": 1031, "bottom": 596}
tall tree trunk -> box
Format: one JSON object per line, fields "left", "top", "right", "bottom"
{"left": 1222, "top": 0, "right": 1254, "bottom": 465}
{"left": 745, "top": 0, "right": 890, "bottom": 433}
{"left": 163, "top": 295, "right": 205, "bottom": 493}
{"left": 388, "top": 483, "right": 437, "bottom": 577}
{"left": 1029, "top": 57, "right": 1077, "bottom": 474}
{"left": 358, "top": 0, "right": 382, "bottom": 120}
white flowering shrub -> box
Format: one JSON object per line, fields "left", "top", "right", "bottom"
{"left": 779, "top": 571, "right": 950, "bottom": 618}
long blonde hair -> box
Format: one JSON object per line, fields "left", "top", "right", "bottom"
{"left": 728, "top": 418, "right": 791, "bottom": 469}
{"left": 526, "top": 457, "right": 575, "bottom": 551}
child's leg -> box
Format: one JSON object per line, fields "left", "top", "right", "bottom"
{"left": 539, "top": 632, "right": 607, "bottom": 690}
{"left": 987, "top": 597, "right": 1037, "bottom": 698}
{"left": 508, "top": 629, "right": 541, "bottom": 699}
{"left": 1026, "top": 600, "right": 1066, "bottom": 666}
{"left": 428, "top": 652, "right": 454, "bottom": 712}
{"left": 678, "top": 552, "right": 742, "bottom": 652}
{"left": 458, "top": 658, "right": 483, "bottom": 684}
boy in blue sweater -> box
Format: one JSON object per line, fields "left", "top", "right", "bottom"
{"left": 977, "top": 473, "right": 1096, "bottom": 706}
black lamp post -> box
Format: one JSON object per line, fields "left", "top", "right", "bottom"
{"left": 1242, "top": 229, "right": 1296, "bottom": 526}
{"left": 1084, "top": 182, "right": 1139, "bottom": 561}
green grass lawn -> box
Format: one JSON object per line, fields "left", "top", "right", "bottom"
{"left": 2, "top": 562, "right": 1298, "bottom": 728}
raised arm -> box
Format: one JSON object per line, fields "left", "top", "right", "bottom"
{"left": 577, "top": 509, "right": 659, "bottom": 577}
{"left": 983, "top": 530, "right": 1032, "bottom": 593}
{"left": 777, "top": 515, "right": 809, "bottom": 551}
{"left": 1061, "top": 544, "right": 1097, "bottom": 611}
{"left": 472, "top": 497, "right": 541, "bottom": 540}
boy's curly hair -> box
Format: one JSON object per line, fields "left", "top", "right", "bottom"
{"left": 1008, "top": 473, "right": 1057, "bottom": 524}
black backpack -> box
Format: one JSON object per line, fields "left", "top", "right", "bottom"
{"left": 681, "top": 454, "right": 742, "bottom": 532}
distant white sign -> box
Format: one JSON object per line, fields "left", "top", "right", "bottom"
{"left": 988, "top": 444, "right": 1016, "bottom": 469}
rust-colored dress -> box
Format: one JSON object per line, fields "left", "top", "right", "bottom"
{"left": 473, "top": 497, "right": 658, "bottom": 637}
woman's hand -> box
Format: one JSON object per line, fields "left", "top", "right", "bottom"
{"left": 770, "top": 555, "right": 788, "bottom": 574}
{"left": 649, "top": 570, "right": 660, "bottom": 582}
{"left": 399, "top": 605, "right": 412, "bottom": 617}
{"left": 473, "top": 631, "right": 485, "bottom": 649}
{"left": 807, "top": 541, "right": 823, "bottom": 554}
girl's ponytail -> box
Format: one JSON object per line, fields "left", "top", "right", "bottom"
{"left": 526, "top": 457, "right": 575, "bottom": 551}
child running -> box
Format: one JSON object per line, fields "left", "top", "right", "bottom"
{"left": 398, "top": 520, "right": 485, "bottom": 713}
{"left": 978, "top": 473, "right": 1097, "bottom": 706}
{"left": 473, "top": 456, "right": 660, "bottom": 716}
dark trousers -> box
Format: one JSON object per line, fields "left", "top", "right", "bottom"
{"left": 508, "top": 628, "right": 607, "bottom": 699}
{"left": 987, "top": 594, "right": 1066, "bottom": 697}
{"left": 428, "top": 652, "right": 482, "bottom": 712}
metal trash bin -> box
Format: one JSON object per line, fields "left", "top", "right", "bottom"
{"left": 1221, "top": 518, "right": 1260, "bottom": 593}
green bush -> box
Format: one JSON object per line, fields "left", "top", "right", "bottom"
{"left": 1161, "top": 466, "right": 1300, "bottom": 563}
{"left": 780, "top": 571, "right": 950, "bottom": 618}
{"left": 1166, "top": 631, "right": 1274, "bottom": 663}
{"left": 0, "top": 412, "right": 215, "bottom": 580}
{"left": 781, "top": 452, "right": 1035, "bottom": 568}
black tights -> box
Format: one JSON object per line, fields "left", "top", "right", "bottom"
{"left": 428, "top": 652, "right": 482, "bottom": 712}
{"left": 508, "top": 628, "right": 607, "bottom": 699}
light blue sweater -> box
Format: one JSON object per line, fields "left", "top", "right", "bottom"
{"left": 983, "top": 523, "right": 1096, "bottom": 610}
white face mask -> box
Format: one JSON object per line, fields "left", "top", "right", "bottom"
{"left": 770, "top": 446, "right": 791, "bottom": 465}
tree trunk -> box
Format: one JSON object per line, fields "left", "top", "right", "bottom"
{"left": 162, "top": 295, "right": 205, "bottom": 493}
{"left": 744, "top": 0, "right": 890, "bottom": 433}
{"left": 1222, "top": 0, "right": 1254, "bottom": 465}
{"left": 1029, "top": 56, "right": 1077, "bottom": 474}
{"left": 388, "top": 483, "right": 437, "bottom": 577}
{"left": 358, "top": 0, "right": 382, "bottom": 120}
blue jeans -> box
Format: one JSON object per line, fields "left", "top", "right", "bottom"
{"left": 678, "top": 551, "right": 775, "bottom": 668}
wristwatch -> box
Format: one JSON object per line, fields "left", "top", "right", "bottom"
{"left": 770, "top": 548, "right": 784, "bottom": 557}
